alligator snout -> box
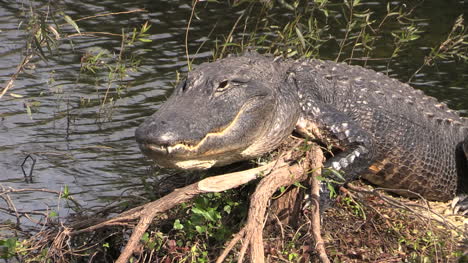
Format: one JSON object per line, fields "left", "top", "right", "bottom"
{"left": 135, "top": 120, "right": 176, "bottom": 146}
{"left": 135, "top": 118, "right": 203, "bottom": 150}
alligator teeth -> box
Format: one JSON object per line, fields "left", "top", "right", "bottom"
{"left": 148, "top": 144, "right": 168, "bottom": 153}
{"left": 167, "top": 145, "right": 177, "bottom": 154}
{"left": 147, "top": 144, "right": 180, "bottom": 154}
{"left": 146, "top": 144, "right": 196, "bottom": 154}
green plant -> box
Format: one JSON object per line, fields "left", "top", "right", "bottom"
{"left": 410, "top": 14, "right": 467, "bottom": 81}
{"left": 76, "top": 22, "right": 151, "bottom": 122}
{"left": 387, "top": 24, "right": 422, "bottom": 71}
{"left": 341, "top": 196, "right": 366, "bottom": 219}
{"left": 0, "top": 237, "right": 27, "bottom": 260}
{"left": 173, "top": 192, "right": 243, "bottom": 242}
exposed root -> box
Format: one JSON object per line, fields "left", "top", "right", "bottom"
{"left": 5, "top": 138, "right": 464, "bottom": 261}
{"left": 308, "top": 158, "right": 330, "bottom": 263}
{"left": 216, "top": 145, "right": 326, "bottom": 262}
{"left": 81, "top": 162, "right": 279, "bottom": 263}
{"left": 1, "top": 140, "right": 331, "bottom": 262}
{"left": 216, "top": 228, "right": 246, "bottom": 263}
{"left": 66, "top": 140, "right": 328, "bottom": 263}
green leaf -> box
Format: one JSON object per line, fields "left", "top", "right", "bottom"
{"left": 173, "top": 219, "right": 184, "bottom": 230}
{"left": 192, "top": 207, "right": 217, "bottom": 222}
{"left": 62, "top": 185, "right": 69, "bottom": 198}
{"left": 223, "top": 205, "right": 232, "bottom": 214}
{"left": 353, "top": 12, "right": 371, "bottom": 18}
{"left": 327, "top": 169, "right": 346, "bottom": 181}
{"left": 49, "top": 211, "right": 58, "bottom": 217}
{"left": 25, "top": 103, "right": 33, "bottom": 120}
{"left": 9, "top": 93, "right": 23, "bottom": 98}
{"left": 327, "top": 183, "right": 337, "bottom": 198}
{"left": 315, "top": 175, "right": 326, "bottom": 181}
{"left": 195, "top": 225, "right": 207, "bottom": 234}
{"left": 138, "top": 38, "right": 152, "bottom": 43}
{"left": 293, "top": 182, "right": 307, "bottom": 189}
{"left": 5, "top": 237, "right": 18, "bottom": 249}
{"left": 33, "top": 36, "right": 48, "bottom": 61}
{"left": 63, "top": 15, "right": 81, "bottom": 34}
{"left": 295, "top": 27, "right": 306, "bottom": 49}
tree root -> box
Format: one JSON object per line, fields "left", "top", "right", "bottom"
{"left": 3, "top": 139, "right": 466, "bottom": 262}
{"left": 308, "top": 156, "right": 330, "bottom": 263}
{"left": 216, "top": 146, "right": 325, "bottom": 263}
{"left": 63, "top": 142, "right": 330, "bottom": 262}
{"left": 69, "top": 161, "right": 277, "bottom": 263}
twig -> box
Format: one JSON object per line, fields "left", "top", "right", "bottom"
{"left": 0, "top": 54, "right": 33, "bottom": 99}
{"left": 67, "top": 32, "right": 123, "bottom": 38}
{"left": 308, "top": 151, "right": 330, "bottom": 263}
{"left": 216, "top": 228, "right": 246, "bottom": 263}
{"left": 21, "top": 154, "right": 36, "bottom": 183}
{"left": 345, "top": 184, "right": 465, "bottom": 233}
{"left": 218, "top": 11, "right": 245, "bottom": 59}
{"left": 185, "top": 0, "right": 198, "bottom": 71}
{"left": 0, "top": 186, "right": 81, "bottom": 208}
{"left": 74, "top": 9, "right": 146, "bottom": 22}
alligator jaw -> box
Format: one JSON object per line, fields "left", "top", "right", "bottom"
{"left": 174, "top": 159, "right": 217, "bottom": 169}
{"left": 146, "top": 144, "right": 190, "bottom": 155}
{"left": 138, "top": 143, "right": 225, "bottom": 169}
{"left": 138, "top": 104, "right": 249, "bottom": 159}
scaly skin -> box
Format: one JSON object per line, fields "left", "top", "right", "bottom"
{"left": 135, "top": 53, "right": 468, "bottom": 203}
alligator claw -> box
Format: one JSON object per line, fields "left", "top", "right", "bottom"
{"left": 451, "top": 194, "right": 468, "bottom": 215}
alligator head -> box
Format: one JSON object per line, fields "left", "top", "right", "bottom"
{"left": 135, "top": 54, "right": 300, "bottom": 169}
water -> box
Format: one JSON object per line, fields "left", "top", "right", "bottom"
{"left": 0, "top": 0, "right": 466, "bottom": 224}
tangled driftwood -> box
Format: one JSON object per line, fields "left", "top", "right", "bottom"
{"left": 2, "top": 139, "right": 465, "bottom": 261}
{"left": 66, "top": 140, "right": 328, "bottom": 262}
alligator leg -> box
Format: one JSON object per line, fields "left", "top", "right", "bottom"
{"left": 295, "top": 102, "right": 375, "bottom": 210}
{"left": 295, "top": 102, "right": 375, "bottom": 182}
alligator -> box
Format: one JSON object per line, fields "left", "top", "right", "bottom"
{"left": 135, "top": 52, "right": 468, "bottom": 209}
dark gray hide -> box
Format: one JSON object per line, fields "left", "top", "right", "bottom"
{"left": 136, "top": 53, "right": 468, "bottom": 203}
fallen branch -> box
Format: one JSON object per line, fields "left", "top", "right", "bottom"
{"left": 71, "top": 162, "right": 276, "bottom": 235}
{"left": 92, "top": 162, "right": 278, "bottom": 263}
{"left": 59, "top": 140, "right": 328, "bottom": 262}
{"left": 67, "top": 141, "right": 330, "bottom": 262}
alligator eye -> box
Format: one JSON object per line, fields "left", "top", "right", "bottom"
{"left": 216, "top": 80, "right": 230, "bottom": 92}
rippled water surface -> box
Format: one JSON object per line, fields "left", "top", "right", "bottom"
{"left": 0, "top": 0, "right": 466, "bottom": 221}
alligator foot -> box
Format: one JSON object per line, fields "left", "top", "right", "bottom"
{"left": 451, "top": 194, "right": 468, "bottom": 215}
